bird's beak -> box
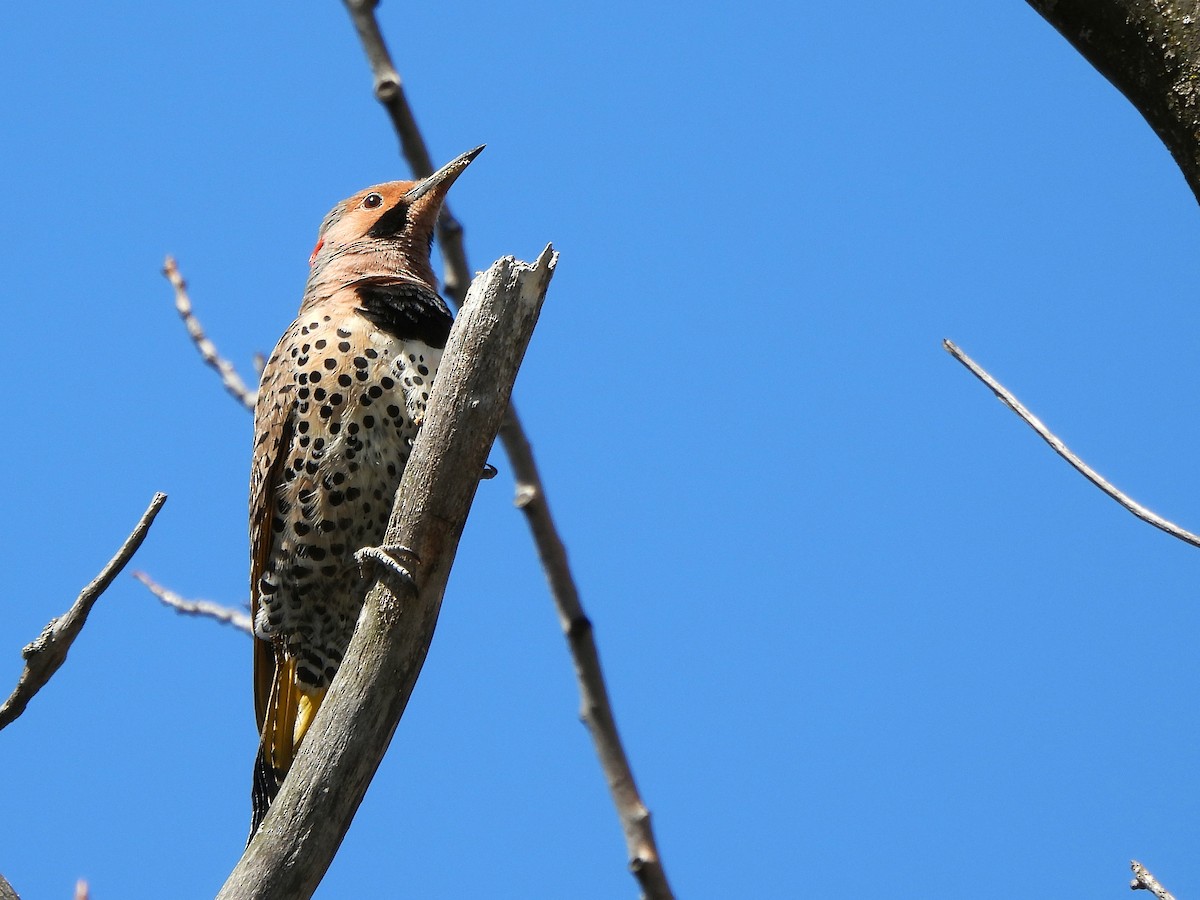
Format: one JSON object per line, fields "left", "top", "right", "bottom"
{"left": 404, "top": 145, "right": 485, "bottom": 203}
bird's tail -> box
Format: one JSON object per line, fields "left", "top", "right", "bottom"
{"left": 249, "top": 656, "right": 326, "bottom": 840}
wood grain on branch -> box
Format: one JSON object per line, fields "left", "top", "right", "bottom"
{"left": 1026, "top": 0, "right": 1200, "bottom": 206}
{"left": 217, "top": 248, "right": 556, "bottom": 899}
{"left": 340, "top": 4, "right": 676, "bottom": 895}
{"left": 0, "top": 493, "right": 167, "bottom": 731}
{"left": 944, "top": 339, "right": 1200, "bottom": 547}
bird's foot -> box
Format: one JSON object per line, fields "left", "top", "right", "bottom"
{"left": 355, "top": 544, "right": 422, "bottom": 595}
{"left": 481, "top": 463, "right": 498, "bottom": 481}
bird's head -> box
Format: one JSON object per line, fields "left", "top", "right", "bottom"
{"left": 304, "top": 145, "right": 483, "bottom": 299}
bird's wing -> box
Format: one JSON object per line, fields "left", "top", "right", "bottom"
{"left": 249, "top": 378, "right": 296, "bottom": 730}
{"left": 248, "top": 367, "right": 300, "bottom": 836}
{"left": 352, "top": 276, "right": 453, "bottom": 347}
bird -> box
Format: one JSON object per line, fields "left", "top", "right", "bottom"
{"left": 247, "top": 145, "right": 483, "bottom": 838}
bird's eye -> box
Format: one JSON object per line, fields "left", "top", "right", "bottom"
{"left": 362, "top": 193, "right": 383, "bottom": 209}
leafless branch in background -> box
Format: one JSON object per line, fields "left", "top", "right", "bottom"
{"left": 943, "top": 339, "right": 1200, "bottom": 549}
{"left": 218, "top": 249, "right": 555, "bottom": 899}
{"left": 339, "top": 4, "right": 675, "bottom": 896}
{"left": 0, "top": 493, "right": 168, "bottom": 732}
{"left": 1131, "top": 861, "right": 1176, "bottom": 900}
{"left": 74, "top": 880, "right": 89, "bottom": 900}
{"left": 956, "top": 6, "right": 1200, "bottom": 894}
{"left": 133, "top": 571, "right": 252, "bottom": 634}
{"left": 0, "top": 874, "right": 20, "bottom": 900}
{"left": 163, "top": 256, "right": 258, "bottom": 410}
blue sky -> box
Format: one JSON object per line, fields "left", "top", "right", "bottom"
{"left": 3, "top": 2, "right": 1200, "bottom": 897}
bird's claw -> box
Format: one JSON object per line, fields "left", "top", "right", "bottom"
{"left": 355, "top": 544, "right": 422, "bottom": 594}
{"left": 481, "top": 463, "right": 498, "bottom": 481}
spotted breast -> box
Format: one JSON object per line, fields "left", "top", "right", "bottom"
{"left": 252, "top": 300, "right": 444, "bottom": 693}
{"left": 246, "top": 145, "right": 481, "bottom": 839}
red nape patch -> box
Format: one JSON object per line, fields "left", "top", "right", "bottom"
{"left": 308, "top": 238, "right": 325, "bottom": 266}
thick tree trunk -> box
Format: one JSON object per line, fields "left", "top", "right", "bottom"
{"left": 1027, "top": 0, "right": 1200, "bottom": 205}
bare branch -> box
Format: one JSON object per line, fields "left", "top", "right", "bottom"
{"left": 508, "top": 426, "right": 674, "bottom": 895}
{"left": 0, "top": 493, "right": 168, "bottom": 731}
{"left": 132, "top": 571, "right": 252, "bottom": 634}
{"left": 217, "top": 249, "right": 556, "bottom": 899}
{"left": 340, "top": 5, "right": 676, "bottom": 895}
{"left": 1026, "top": 0, "right": 1200, "bottom": 208}
{"left": 1131, "top": 860, "right": 1177, "bottom": 900}
{"left": 1000, "top": 10, "right": 1200, "bottom": 895}
{"left": 0, "top": 874, "right": 20, "bottom": 900}
{"left": 944, "top": 339, "right": 1200, "bottom": 548}
{"left": 74, "top": 880, "right": 89, "bottom": 900}
{"left": 163, "top": 256, "right": 258, "bottom": 411}
{"left": 341, "top": 0, "right": 471, "bottom": 304}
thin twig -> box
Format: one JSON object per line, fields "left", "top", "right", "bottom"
{"left": 1131, "top": 860, "right": 1177, "bottom": 900}
{"left": 340, "top": 3, "right": 676, "bottom": 896}
{"left": 163, "top": 256, "right": 258, "bottom": 411}
{"left": 133, "top": 571, "right": 252, "bottom": 634}
{"left": 944, "top": 339, "right": 1200, "bottom": 549}
{"left": 0, "top": 493, "right": 168, "bottom": 731}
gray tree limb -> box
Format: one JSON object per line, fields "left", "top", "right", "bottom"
{"left": 341, "top": 3, "right": 675, "bottom": 895}
{"left": 1026, "top": 0, "right": 1200, "bottom": 206}
{"left": 510, "top": 438, "right": 674, "bottom": 896}
{"left": 0, "top": 493, "right": 168, "bottom": 732}
{"left": 216, "top": 247, "right": 557, "bottom": 899}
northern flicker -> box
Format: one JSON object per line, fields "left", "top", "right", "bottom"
{"left": 247, "top": 146, "right": 483, "bottom": 837}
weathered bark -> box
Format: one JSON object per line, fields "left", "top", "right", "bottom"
{"left": 1027, "top": 0, "right": 1200, "bottom": 205}
{"left": 216, "top": 248, "right": 556, "bottom": 899}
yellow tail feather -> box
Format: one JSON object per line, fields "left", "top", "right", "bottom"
{"left": 250, "top": 657, "right": 329, "bottom": 839}
{"left": 294, "top": 687, "right": 327, "bottom": 747}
